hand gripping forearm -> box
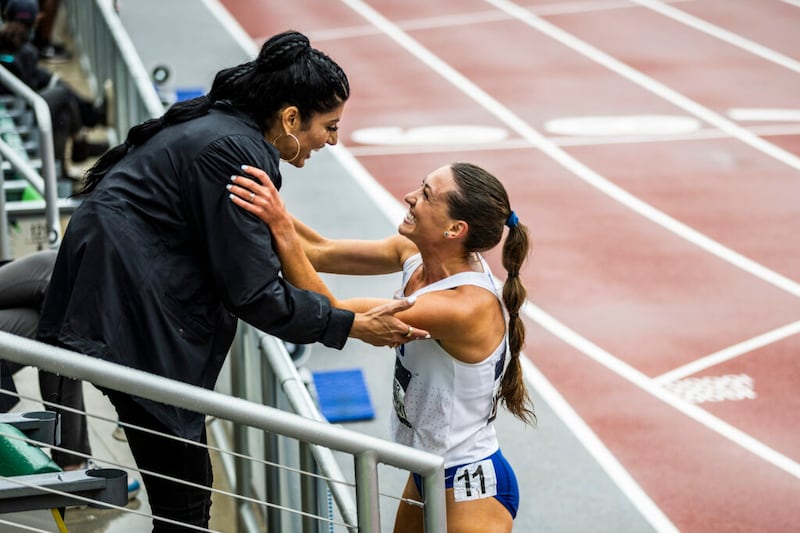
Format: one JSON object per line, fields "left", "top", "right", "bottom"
{"left": 350, "top": 298, "right": 429, "bottom": 347}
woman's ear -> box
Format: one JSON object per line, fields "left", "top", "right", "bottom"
{"left": 447, "top": 221, "right": 468, "bottom": 239}
{"left": 280, "top": 106, "right": 300, "bottom": 131}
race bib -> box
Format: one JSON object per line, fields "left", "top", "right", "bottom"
{"left": 452, "top": 458, "right": 497, "bottom": 502}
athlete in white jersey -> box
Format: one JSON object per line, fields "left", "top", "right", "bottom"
{"left": 392, "top": 252, "right": 506, "bottom": 466}
{"left": 229, "top": 162, "right": 535, "bottom": 533}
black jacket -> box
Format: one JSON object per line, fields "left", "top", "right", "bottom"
{"left": 37, "top": 102, "right": 353, "bottom": 439}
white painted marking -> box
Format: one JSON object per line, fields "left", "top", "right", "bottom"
{"left": 202, "top": 0, "right": 258, "bottom": 57}
{"left": 312, "top": 0, "right": 696, "bottom": 42}
{"left": 310, "top": 1, "right": 656, "bottom": 42}
{"left": 544, "top": 115, "right": 701, "bottom": 136}
{"left": 344, "top": 123, "right": 800, "bottom": 157}
{"left": 351, "top": 125, "right": 508, "bottom": 145}
{"left": 521, "top": 300, "right": 800, "bottom": 481}
{"left": 482, "top": 0, "right": 800, "bottom": 173}
{"left": 654, "top": 321, "right": 800, "bottom": 384}
{"left": 632, "top": 0, "right": 800, "bottom": 73}
{"left": 728, "top": 108, "right": 800, "bottom": 122}
{"left": 550, "top": 123, "right": 800, "bottom": 146}
{"left": 516, "top": 352, "right": 682, "bottom": 533}
{"left": 664, "top": 374, "right": 757, "bottom": 404}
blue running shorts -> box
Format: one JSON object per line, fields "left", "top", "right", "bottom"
{"left": 413, "top": 448, "right": 519, "bottom": 518}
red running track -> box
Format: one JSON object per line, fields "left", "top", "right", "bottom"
{"left": 220, "top": 1, "right": 800, "bottom": 531}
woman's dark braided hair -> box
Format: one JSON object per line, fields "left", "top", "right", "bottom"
{"left": 447, "top": 162, "right": 536, "bottom": 425}
{"left": 78, "top": 30, "right": 349, "bottom": 195}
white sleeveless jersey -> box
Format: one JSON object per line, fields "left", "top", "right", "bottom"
{"left": 391, "top": 253, "right": 509, "bottom": 468}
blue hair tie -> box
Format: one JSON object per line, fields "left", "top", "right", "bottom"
{"left": 505, "top": 210, "right": 519, "bottom": 228}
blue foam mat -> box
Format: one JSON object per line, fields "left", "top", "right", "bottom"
{"left": 312, "top": 368, "right": 375, "bottom": 423}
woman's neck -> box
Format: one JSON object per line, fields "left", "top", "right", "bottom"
{"left": 414, "top": 250, "right": 481, "bottom": 286}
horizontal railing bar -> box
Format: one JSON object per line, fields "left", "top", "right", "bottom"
{"left": 0, "top": 332, "right": 444, "bottom": 478}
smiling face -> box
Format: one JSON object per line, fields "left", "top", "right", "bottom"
{"left": 269, "top": 103, "right": 345, "bottom": 167}
{"left": 291, "top": 104, "right": 345, "bottom": 168}
{"left": 399, "top": 165, "right": 460, "bottom": 243}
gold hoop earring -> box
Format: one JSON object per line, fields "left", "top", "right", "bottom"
{"left": 272, "top": 133, "right": 301, "bottom": 162}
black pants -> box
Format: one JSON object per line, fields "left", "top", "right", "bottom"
{"left": 105, "top": 390, "right": 213, "bottom": 532}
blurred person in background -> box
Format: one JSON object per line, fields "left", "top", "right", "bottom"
{"left": 0, "top": 249, "right": 89, "bottom": 470}
{"left": 0, "top": 250, "right": 141, "bottom": 500}
{"left": 0, "top": 0, "right": 107, "bottom": 175}
{"left": 30, "top": 0, "right": 70, "bottom": 61}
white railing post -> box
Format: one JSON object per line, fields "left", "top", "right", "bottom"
{"left": 354, "top": 449, "right": 381, "bottom": 532}
{"left": 0, "top": 67, "right": 61, "bottom": 249}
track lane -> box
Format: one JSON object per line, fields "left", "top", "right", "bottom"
{"left": 353, "top": 149, "right": 800, "bottom": 371}
{"left": 529, "top": 321, "right": 800, "bottom": 533}
{"left": 544, "top": 5, "right": 800, "bottom": 115}
{"left": 652, "top": 0, "right": 800, "bottom": 62}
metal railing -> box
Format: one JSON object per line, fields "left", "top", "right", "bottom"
{"left": 0, "top": 331, "right": 447, "bottom": 532}
{"left": 225, "top": 324, "right": 428, "bottom": 532}
{"left": 226, "top": 326, "right": 362, "bottom": 532}
{"left": 0, "top": 66, "right": 62, "bottom": 256}
{"left": 64, "top": 0, "right": 165, "bottom": 145}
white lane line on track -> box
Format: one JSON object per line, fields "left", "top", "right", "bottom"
{"left": 345, "top": 122, "right": 800, "bottom": 157}
{"left": 632, "top": 0, "right": 800, "bottom": 73}
{"left": 729, "top": 108, "right": 800, "bottom": 122}
{"left": 515, "top": 352, "right": 681, "bottom": 533}
{"left": 331, "top": 142, "right": 680, "bottom": 532}
{"left": 344, "top": 122, "right": 800, "bottom": 157}
{"left": 202, "top": 0, "right": 258, "bottom": 56}
{"left": 339, "top": 0, "right": 800, "bottom": 301}
{"left": 521, "top": 298, "right": 800, "bottom": 482}
{"left": 311, "top": 1, "right": 694, "bottom": 42}
{"left": 653, "top": 320, "right": 800, "bottom": 384}
{"left": 483, "top": 0, "right": 800, "bottom": 173}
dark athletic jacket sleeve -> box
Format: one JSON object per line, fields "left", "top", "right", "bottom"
{"left": 180, "top": 134, "right": 353, "bottom": 349}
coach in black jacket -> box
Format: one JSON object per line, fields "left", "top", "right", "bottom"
{"left": 37, "top": 31, "right": 425, "bottom": 531}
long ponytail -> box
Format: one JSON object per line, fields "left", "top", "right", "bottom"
{"left": 448, "top": 162, "right": 535, "bottom": 425}
{"left": 500, "top": 218, "right": 536, "bottom": 425}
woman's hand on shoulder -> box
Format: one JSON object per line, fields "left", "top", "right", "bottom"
{"left": 227, "top": 165, "right": 294, "bottom": 239}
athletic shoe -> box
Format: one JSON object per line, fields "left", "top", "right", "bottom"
{"left": 128, "top": 477, "right": 141, "bottom": 501}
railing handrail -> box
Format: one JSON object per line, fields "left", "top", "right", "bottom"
{"left": 0, "top": 331, "right": 447, "bottom": 531}
{"left": 0, "top": 332, "right": 444, "bottom": 472}
{"left": 66, "top": 0, "right": 164, "bottom": 141}
{"left": 0, "top": 66, "right": 61, "bottom": 249}
{"left": 255, "top": 330, "right": 359, "bottom": 529}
